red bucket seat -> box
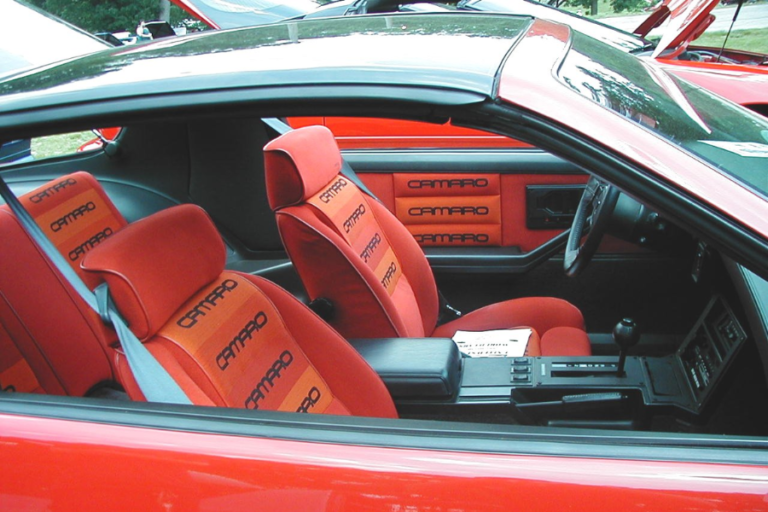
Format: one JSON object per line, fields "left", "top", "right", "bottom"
{"left": 0, "top": 172, "right": 127, "bottom": 395}
{"left": 264, "top": 126, "right": 591, "bottom": 356}
{"left": 81, "top": 204, "right": 397, "bottom": 418}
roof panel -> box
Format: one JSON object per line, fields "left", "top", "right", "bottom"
{"left": 0, "top": 14, "right": 531, "bottom": 113}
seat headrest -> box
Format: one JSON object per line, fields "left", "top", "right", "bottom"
{"left": 263, "top": 125, "right": 344, "bottom": 210}
{"left": 82, "top": 204, "right": 226, "bottom": 341}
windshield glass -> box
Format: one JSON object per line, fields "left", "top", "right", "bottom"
{"left": 559, "top": 31, "right": 768, "bottom": 196}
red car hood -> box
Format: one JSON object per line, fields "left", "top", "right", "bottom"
{"left": 634, "top": 0, "right": 719, "bottom": 57}
{"left": 657, "top": 57, "right": 768, "bottom": 108}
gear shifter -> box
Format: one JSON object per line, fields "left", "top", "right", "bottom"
{"left": 613, "top": 318, "right": 640, "bottom": 377}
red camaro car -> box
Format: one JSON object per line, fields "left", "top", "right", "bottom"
{"left": 0, "top": 12, "right": 767, "bottom": 510}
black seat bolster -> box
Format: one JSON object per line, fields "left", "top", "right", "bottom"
{"left": 348, "top": 338, "right": 462, "bottom": 399}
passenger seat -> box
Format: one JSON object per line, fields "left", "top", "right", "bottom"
{"left": 263, "top": 126, "right": 591, "bottom": 356}
{"left": 81, "top": 204, "right": 397, "bottom": 418}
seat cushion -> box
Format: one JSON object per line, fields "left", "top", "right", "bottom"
{"left": 539, "top": 326, "right": 592, "bottom": 357}
{"left": 432, "top": 297, "right": 591, "bottom": 356}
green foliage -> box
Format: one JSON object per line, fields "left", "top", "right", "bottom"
{"left": 609, "top": 0, "right": 647, "bottom": 13}
{"left": 561, "top": 0, "right": 646, "bottom": 15}
{"left": 26, "top": 0, "right": 191, "bottom": 33}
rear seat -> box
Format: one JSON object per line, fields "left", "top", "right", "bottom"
{"left": 0, "top": 172, "right": 127, "bottom": 396}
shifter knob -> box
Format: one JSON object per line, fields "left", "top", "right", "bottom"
{"left": 613, "top": 318, "right": 639, "bottom": 376}
{"left": 613, "top": 318, "right": 640, "bottom": 350}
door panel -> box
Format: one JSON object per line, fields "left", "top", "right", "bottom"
{"left": 352, "top": 157, "right": 589, "bottom": 252}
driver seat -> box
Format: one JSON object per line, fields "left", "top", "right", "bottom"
{"left": 264, "top": 126, "right": 591, "bottom": 356}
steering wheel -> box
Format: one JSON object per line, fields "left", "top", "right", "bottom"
{"left": 564, "top": 176, "right": 620, "bottom": 277}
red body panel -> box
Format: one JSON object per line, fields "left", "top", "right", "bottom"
{"left": 2, "top": 413, "right": 766, "bottom": 511}
{"left": 657, "top": 58, "right": 768, "bottom": 110}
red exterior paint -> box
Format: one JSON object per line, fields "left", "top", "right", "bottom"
{"left": 77, "top": 127, "right": 123, "bottom": 152}
{"left": 656, "top": 58, "right": 768, "bottom": 110}
{"left": 2, "top": 413, "right": 767, "bottom": 511}
{"left": 170, "top": 0, "right": 220, "bottom": 29}
{"left": 647, "top": 0, "right": 719, "bottom": 57}
{"left": 497, "top": 19, "right": 768, "bottom": 240}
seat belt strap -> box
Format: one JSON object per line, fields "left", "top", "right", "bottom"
{"left": 0, "top": 177, "right": 191, "bottom": 405}
{"left": 262, "top": 118, "right": 382, "bottom": 202}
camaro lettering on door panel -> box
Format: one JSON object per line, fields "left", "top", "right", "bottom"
{"left": 176, "top": 279, "right": 239, "bottom": 329}
{"left": 67, "top": 227, "right": 114, "bottom": 261}
{"left": 50, "top": 201, "right": 97, "bottom": 232}
{"left": 407, "top": 178, "right": 489, "bottom": 190}
{"left": 29, "top": 178, "right": 77, "bottom": 204}
{"left": 216, "top": 311, "right": 269, "bottom": 371}
{"left": 408, "top": 206, "right": 490, "bottom": 217}
{"left": 244, "top": 350, "right": 295, "bottom": 410}
{"left": 318, "top": 177, "right": 348, "bottom": 203}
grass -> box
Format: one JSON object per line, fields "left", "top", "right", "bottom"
{"left": 693, "top": 29, "right": 768, "bottom": 54}
{"left": 31, "top": 131, "right": 96, "bottom": 160}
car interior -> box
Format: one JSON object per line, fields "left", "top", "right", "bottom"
{"left": 1, "top": 111, "right": 767, "bottom": 438}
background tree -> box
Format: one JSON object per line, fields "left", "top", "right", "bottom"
{"left": 549, "top": 0, "right": 648, "bottom": 15}
{"left": 27, "top": 0, "right": 191, "bottom": 33}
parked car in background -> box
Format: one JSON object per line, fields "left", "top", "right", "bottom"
{"left": 94, "top": 32, "right": 125, "bottom": 46}
{"left": 0, "top": 0, "right": 109, "bottom": 78}
{"left": 0, "top": 0, "right": 111, "bottom": 165}
{"left": 455, "top": 0, "right": 768, "bottom": 116}
{"left": 1, "top": 12, "right": 767, "bottom": 510}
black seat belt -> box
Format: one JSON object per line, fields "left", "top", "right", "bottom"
{"left": 0, "top": 176, "right": 191, "bottom": 404}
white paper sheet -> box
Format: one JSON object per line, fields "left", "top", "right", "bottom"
{"left": 452, "top": 328, "right": 532, "bottom": 358}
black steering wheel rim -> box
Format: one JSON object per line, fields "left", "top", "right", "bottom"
{"left": 564, "top": 176, "right": 619, "bottom": 277}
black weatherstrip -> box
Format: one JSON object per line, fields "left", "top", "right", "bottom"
{"left": 344, "top": 148, "right": 585, "bottom": 175}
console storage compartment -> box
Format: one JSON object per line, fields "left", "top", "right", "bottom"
{"left": 349, "top": 338, "right": 462, "bottom": 400}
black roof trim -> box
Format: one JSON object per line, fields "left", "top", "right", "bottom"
{"left": 0, "top": 85, "right": 486, "bottom": 141}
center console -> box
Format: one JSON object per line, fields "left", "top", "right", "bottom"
{"left": 351, "top": 295, "right": 747, "bottom": 428}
